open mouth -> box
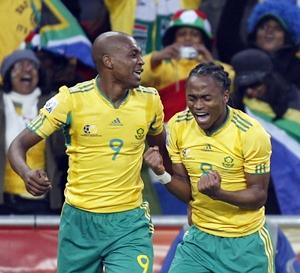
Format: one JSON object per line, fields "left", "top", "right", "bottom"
{"left": 194, "top": 112, "right": 210, "bottom": 123}
{"left": 133, "top": 69, "right": 143, "bottom": 79}
{"left": 19, "top": 77, "right": 33, "bottom": 86}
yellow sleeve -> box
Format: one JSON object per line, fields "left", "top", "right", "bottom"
{"left": 27, "top": 86, "right": 72, "bottom": 138}
{"left": 243, "top": 123, "right": 272, "bottom": 174}
{"left": 166, "top": 116, "right": 182, "bottom": 163}
{"left": 148, "top": 88, "right": 165, "bottom": 135}
{"left": 104, "top": 0, "right": 136, "bottom": 34}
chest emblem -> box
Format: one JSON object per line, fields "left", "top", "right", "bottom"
{"left": 222, "top": 156, "right": 234, "bottom": 168}
{"left": 135, "top": 128, "right": 145, "bottom": 140}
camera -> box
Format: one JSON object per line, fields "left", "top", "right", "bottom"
{"left": 180, "top": 46, "right": 198, "bottom": 59}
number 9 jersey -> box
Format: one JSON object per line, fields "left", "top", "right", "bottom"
{"left": 27, "top": 77, "right": 164, "bottom": 213}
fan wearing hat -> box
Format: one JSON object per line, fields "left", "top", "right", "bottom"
{"left": 231, "top": 48, "right": 300, "bottom": 141}
{"left": 141, "top": 9, "right": 234, "bottom": 122}
{"left": 217, "top": 0, "right": 300, "bottom": 90}
{"left": 0, "top": 49, "right": 66, "bottom": 214}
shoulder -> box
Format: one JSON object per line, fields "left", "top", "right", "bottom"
{"left": 67, "top": 79, "right": 95, "bottom": 94}
{"left": 168, "top": 109, "right": 193, "bottom": 126}
{"left": 134, "top": 85, "right": 159, "bottom": 95}
{"left": 229, "top": 107, "right": 269, "bottom": 138}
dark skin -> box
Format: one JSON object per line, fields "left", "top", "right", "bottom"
{"left": 8, "top": 31, "right": 171, "bottom": 196}
{"left": 144, "top": 75, "right": 269, "bottom": 210}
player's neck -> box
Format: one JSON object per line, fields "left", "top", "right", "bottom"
{"left": 96, "top": 75, "right": 129, "bottom": 107}
{"left": 205, "top": 106, "right": 229, "bottom": 135}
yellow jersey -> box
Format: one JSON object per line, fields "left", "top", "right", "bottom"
{"left": 28, "top": 78, "right": 164, "bottom": 213}
{"left": 167, "top": 106, "right": 271, "bottom": 237}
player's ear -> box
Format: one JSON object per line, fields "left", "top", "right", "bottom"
{"left": 103, "top": 54, "right": 113, "bottom": 69}
{"left": 223, "top": 90, "right": 230, "bottom": 104}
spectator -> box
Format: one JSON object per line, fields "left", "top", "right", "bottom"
{"left": 104, "top": 0, "right": 201, "bottom": 54}
{"left": 7, "top": 32, "right": 170, "bottom": 273}
{"left": 142, "top": 9, "right": 234, "bottom": 122}
{"left": 36, "top": 50, "right": 96, "bottom": 94}
{"left": 144, "top": 63, "right": 274, "bottom": 272}
{"left": 217, "top": 0, "right": 300, "bottom": 89}
{"left": 230, "top": 49, "right": 300, "bottom": 129}
{"left": 0, "top": 49, "right": 66, "bottom": 214}
{"left": 230, "top": 48, "right": 300, "bottom": 215}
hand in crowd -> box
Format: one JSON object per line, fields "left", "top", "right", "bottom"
{"left": 197, "top": 170, "right": 221, "bottom": 198}
{"left": 153, "top": 43, "right": 181, "bottom": 62}
{"left": 23, "top": 169, "right": 52, "bottom": 196}
{"left": 193, "top": 44, "right": 214, "bottom": 63}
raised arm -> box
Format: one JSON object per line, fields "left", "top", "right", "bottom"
{"left": 8, "top": 128, "right": 52, "bottom": 196}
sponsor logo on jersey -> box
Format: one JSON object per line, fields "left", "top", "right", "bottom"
{"left": 110, "top": 118, "right": 123, "bottom": 127}
{"left": 201, "top": 144, "right": 212, "bottom": 151}
{"left": 82, "top": 124, "right": 100, "bottom": 136}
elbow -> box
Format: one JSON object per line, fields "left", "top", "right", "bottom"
{"left": 244, "top": 195, "right": 267, "bottom": 210}
{"left": 7, "top": 140, "right": 15, "bottom": 164}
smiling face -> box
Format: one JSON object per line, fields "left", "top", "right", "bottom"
{"left": 109, "top": 36, "right": 144, "bottom": 90}
{"left": 10, "top": 59, "right": 39, "bottom": 94}
{"left": 255, "top": 18, "right": 285, "bottom": 53}
{"left": 186, "top": 75, "right": 229, "bottom": 133}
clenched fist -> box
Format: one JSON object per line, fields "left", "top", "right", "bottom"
{"left": 197, "top": 170, "right": 221, "bottom": 199}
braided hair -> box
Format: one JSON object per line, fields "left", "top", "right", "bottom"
{"left": 188, "top": 62, "right": 231, "bottom": 91}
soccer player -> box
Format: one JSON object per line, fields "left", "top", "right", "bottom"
{"left": 144, "top": 62, "right": 274, "bottom": 273}
{"left": 8, "top": 32, "right": 169, "bottom": 273}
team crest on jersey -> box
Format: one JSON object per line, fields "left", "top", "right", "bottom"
{"left": 222, "top": 156, "right": 234, "bottom": 168}
{"left": 135, "top": 128, "right": 145, "bottom": 140}
{"left": 82, "top": 124, "right": 99, "bottom": 136}
{"left": 44, "top": 97, "right": 58, "bottom": 113}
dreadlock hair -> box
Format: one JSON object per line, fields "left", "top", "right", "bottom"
{"left": 188, "top": 62, "right": 231, "bottom": 91}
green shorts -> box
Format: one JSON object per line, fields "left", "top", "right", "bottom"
{"left": 168, "top": 225, "right": 274, "bottom": 273}
{"left": 57, "top": 202, "right": 154, "bottom": 273}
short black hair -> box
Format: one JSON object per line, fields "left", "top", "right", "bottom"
{"left": 188, "top": 62, "right": 231, "bottom": 91}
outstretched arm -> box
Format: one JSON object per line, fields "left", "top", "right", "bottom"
{"left": 8, "top": 128, "right": 52, "bottom": 196}
{"left": 198, "top": 170, "right": 269, "bottom": 210}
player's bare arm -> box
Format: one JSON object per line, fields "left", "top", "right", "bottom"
{"left": 144, "top": 146, "right": 191, "bottom": 203}
{"left": 198, "top": 170, "right": 269, "bottom": 210}
{"left": 8, "top": 128, "right": 52, "bottom": 196}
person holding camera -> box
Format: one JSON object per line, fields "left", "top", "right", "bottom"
{"left": 141, "top": 9, "right": 234, "bottom": 122}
